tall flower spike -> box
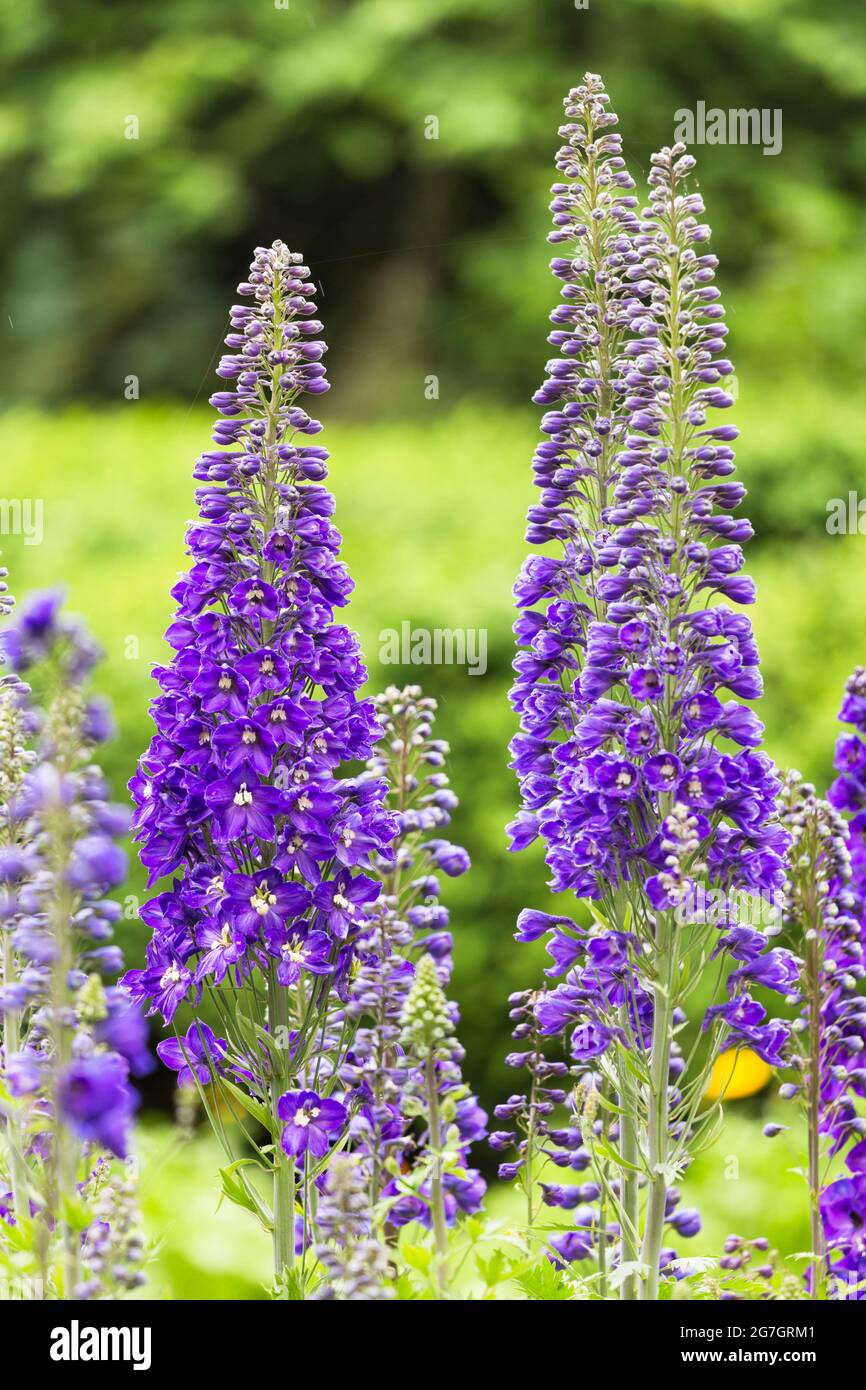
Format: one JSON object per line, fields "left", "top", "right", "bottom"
{"left": 0, "top": 593, "right": 148, "bottom": 1299}
{"left": 312, "top": 1155, "right": 393, "bottom": 1301}
{"left": 775, "top": 771, "right": 864, "bottom": 1298}
{"left": 813, "top": 669, "right": 866, "bottom": 1297}
{"left": 126, "top": 242, "right": 397, "bottom": 1285}
{"left": 506, "top": 83, "right": 790, "bottom": 1301}
{"left": 397, "top": 954, "right": 457, "bottom": 1296}
{"left": 829, "top": 666, "right": 866, "bottom": 914}
{"left": 341, "top": 684, "right": 485, "bottom": 1228}
{"left": 509, "top": 72, "right": 645, "bottom": 874}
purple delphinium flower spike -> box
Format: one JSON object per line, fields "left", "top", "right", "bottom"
{"left": 124, "top": 242, "right": 397, "bottom": 1283}
{"left": 0, "top": 592, "right": 147, "bottom": 1298}
{"left": 311, "top": 1155, "right": 393, "bottom": 1301}
{"left": 803, "top": 669, "right": 866, "bottom": 1297}
{"left": 773, "top": 772, "right": 864, "bottom": 1297}
{"left": 502, "top": 76, "right": 789, "bottom": 1301}
{"left": 340, "top": 685, "right": 486, "bottom": 1232}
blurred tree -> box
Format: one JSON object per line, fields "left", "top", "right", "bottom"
{"left": 0, "top": 0, "right": 863, "bottom": 416}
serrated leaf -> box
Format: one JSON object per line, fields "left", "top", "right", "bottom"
{"left": 476, "top": 1248, "right": 509, "bottom": 1286}
{"left": 514, "top": 1259, "right": 575, "bottom": 1301}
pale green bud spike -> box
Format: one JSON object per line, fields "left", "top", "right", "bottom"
{"left": 76, "top": 972, "right": 109, "bottom": 1024}
{"left": 399, "top": 954, "right": 457, "bottom": 1061}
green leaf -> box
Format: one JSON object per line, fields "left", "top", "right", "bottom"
{"left": 609, "top": 1260, "right": 649, "bottom": 1291}
{"left": 59, "top": 1192, "right": 90, "bottom": 1232}
{"left": 400, "top": 1242, "right": 432, "bottom": 1275}
{"left": 271, "top": 1265, "right": 316, "bottom": 1301}
{"left": 217, "top": 1159, "right": 272, "bottom": 1231}
{"left": 476, "top": 1248, "right": 508, "bottom": 1286}
{"left": 218, "top": 1078, "right": 275, "bottom": 1136}
{"left": 514, "top": 1259, "right": 575, "bottom": 1301}
{"left": 593, "top": 1134, "right": 643, "bottom": 1174}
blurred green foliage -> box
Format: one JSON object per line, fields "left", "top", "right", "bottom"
{"left": 0, "top": 0, "right": 864, "bottom": 429}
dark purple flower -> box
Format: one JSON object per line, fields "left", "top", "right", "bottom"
{"left": 205, "top": 773, "right": 284, "bottom": 840}
{"left": 157, "top": 1022, "right": 228, "bottom": 1086}
{"left": 226, "top": 869, "right": 311, "bottom": 937}
{"left": 58, "top": 1054, "right": 136, "bottom": 1159}
{"left": 265, "top": 924, "right": 334, "bottom": 985}
{"left": 278, "top": 1089, "right": 347, "bottom": 1157}
{"left": 312, "top": 871, "right": 379, "bottom": 939}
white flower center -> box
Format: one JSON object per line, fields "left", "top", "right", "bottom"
{"left": 251, "top": 887, "right": 277, "bottom": 915}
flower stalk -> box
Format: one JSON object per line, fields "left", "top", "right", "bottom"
{"left": 125, "top": 241, "right": 398, "bottom": 1292}
{"left": 504, "top": 76, "right": 789, "bottom": 1296}
{"left": 0, "top": 592, "right": 148, "bottom": 1300}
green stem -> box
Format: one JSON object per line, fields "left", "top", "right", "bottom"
{"left": 425, "top": 1055, "right": 449, "bottom": 1298}
{"left": 272, "top": 1154, "right": 296, "bottom": 1282}
{"left": 525, "top": 1062, "right": 538, "bottom": 1231}
{"left": 1, "top": 934, "right": 28, "bottom": 1224}
{"left": 805, "top": 904, "right": 825, "bottom": 1299}
{"left": 47, "top": 799, "right": 78, "bottom": 1299}
{"left": 268, "top": 971, "right": 296, "bottom": 1284}
{"left": 618, "top": 1066, "right": 641, "bottom": 1301}
{"left": 639, "top": 909, "right": 675, "bottom": 1301}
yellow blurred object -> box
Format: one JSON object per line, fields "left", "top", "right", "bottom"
{"left": 705, "top": 1048, "right": 773, "bottom": 1102}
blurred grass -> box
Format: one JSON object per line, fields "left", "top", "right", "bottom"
{"left": 137, "top": 1102, "right": 811, "bottom": 1300}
